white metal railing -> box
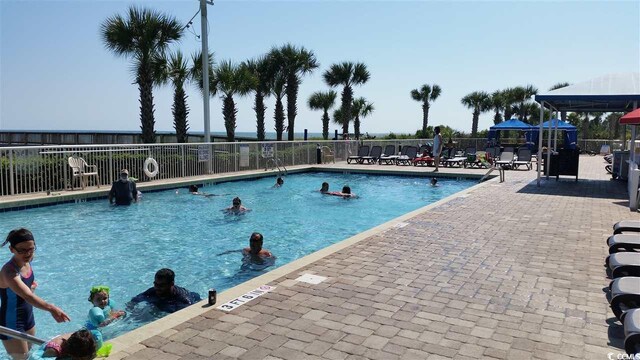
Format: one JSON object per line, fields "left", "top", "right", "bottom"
{"left": 0, "top": 140, "right": 358, "bottom": 197}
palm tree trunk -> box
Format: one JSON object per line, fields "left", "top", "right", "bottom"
{"left": 286, "top": 75, "right": 299, "bottom": 141}
{"left": 254, "top": 92, "right": 266, "bottom": 141}
{"left": 471, "top": 109, "right": 480, "bottom": 137}
{"left": 493, "top": 110, "right": 502, "bottom": 125}
{"left": 322, "top": 110, "right": 329, "bottom": 140}
{"left": 274, "top": 97, "right": 285, "bottom": 141}
{"left": 138, "top": 64, "right": 156, "bottom": 143}
{"left": 422, "top": 103, "right": 428, "bottom": 134}
{"left": 172, "top": 86, "right": 189, "bottom": 143}
{"left": 504, "top": 106, "right": 513, "bottom": 121}
{"left": 341, "top": 86, "right": 353, "bottom": 136}
{"left": 223, "top": 95, "right": 237, "bottom": 142}
{"left": 581, "top": 114, "right": 589, "bottom": 140}
{"left": 354, "top": 115, "right": 361, "bottom": 140}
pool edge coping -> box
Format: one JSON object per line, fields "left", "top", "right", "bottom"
{"left": 107, "top": 169, "right": 497, "bottom": 357}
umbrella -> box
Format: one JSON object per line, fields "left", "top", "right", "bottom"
{"left": 620, "top": 108, "right": 640, "bottom": 125}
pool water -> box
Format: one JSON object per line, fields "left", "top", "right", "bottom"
{"left": 0, "top": 172, "right": 474, "bottom": 351}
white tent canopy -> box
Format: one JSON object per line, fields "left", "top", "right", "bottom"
{"left": 534, "top": 72, "right": 640, "bottom": 187}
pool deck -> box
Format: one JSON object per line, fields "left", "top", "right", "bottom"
{"left": 5, "top": 156, "right": 637, "bottom": 359}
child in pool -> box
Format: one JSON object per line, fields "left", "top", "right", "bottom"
{"left": 86, "top": 286, "right": 125, "bottom": 329}
{"left": 39, "top": 328, "right": 106, "bottom": 359}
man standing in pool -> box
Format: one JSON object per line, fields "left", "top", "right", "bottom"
{"left": 129, "top": 269, "right": 201, "bottom": 313}
{"left": 108, "top": 169, "right": 138, "bottom": 205}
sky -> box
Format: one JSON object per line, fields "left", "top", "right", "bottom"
{"left": 1, "top": 0, "right": 638, "bottom": 136}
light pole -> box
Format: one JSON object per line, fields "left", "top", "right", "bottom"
{"left": 200, "top": 0, "right": 213, "bottom": 143}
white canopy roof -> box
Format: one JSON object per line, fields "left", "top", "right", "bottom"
{"left": 535, "top": 72, "right": 640, "bottom": 112}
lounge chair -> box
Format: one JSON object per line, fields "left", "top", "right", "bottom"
{"left": 608, "top": 234, "right": 640, "bottom": 254}
{"left": 68, "top": 156, "right": 100, "bottom": 190}
{"left": 396, "top": 146, "right": 418, "bottom": 166}
{"left": 614, "top": 220, "right": 640, "bottom": 235}
{"left": 444, "top": 149, "right": 466, "bottom": 167}
{"left": 360, "top": 145, "right": 383, "bottom": 164}
{"left": 495, "top": 151, "right": 514, "bottom": 169}
{"left": 624, "top": 308, "right": 640, "bottom": 355}
{"left": 347, "top": 145, "right": 370, "bottom": 164}
{"left": 609, "top": 277, "right": 640, "bottom": 322}
{"left": 485, "top": 147, "right": 500, "bottom": 164}
{"left": 513, "top": 148, "right": 533, "bottom": 170}
{"left": 607, "top": 253, "right": 640, "bottom": 278}
{"left": 379, "top": 145, "right": 398, "bottom": 165}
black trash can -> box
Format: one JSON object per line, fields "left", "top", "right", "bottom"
{"left": 316, "top": 144, "right": 322, "bottom": 164}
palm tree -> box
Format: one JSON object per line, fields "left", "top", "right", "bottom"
{"left": 490, "top": 90, "right": 504, "bottom": 125}
{"left": 215, "top": 61, "right": 257, "bottom": 142}
{"left": 157, "top": 51, "right": 191, "bottom": 143}
{"left": 511, "top": 85, "right": 538, "bottom": 120}
{"left": 271, "top": 70, "right": 287, "bottom": 141}
{"left": 190, "top": 51, "right": 215, "bottom": 96}
{"left": 351, "top": 98, "right": 374, "bottom": 139}
{"left": 501, "top": 87, "right": 519, "bottom": 120}
{"left": 270, "top": 44, "right": 319, "bottom": 140}
{"left": 461, "top": 91, "right": 491, "bottom": 137}
{"left": 101, "top": 6, "right": 183, "bottom": 143}
{"left": 244, "top": 56, "right": 275, "bottom": 141}
{"left": 410, "top": 84, "right": 442, "bottom": 134}
{"left": 323, "top": 62, "right": 370, "bottom": 136}
{"left": 308, "top": 91, "right": 337, "bottom": 140}
{"left": 549, "top": 82, "right": 570, "bottom": 122}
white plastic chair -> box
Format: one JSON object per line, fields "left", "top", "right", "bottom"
{"left": 68, "top": 156, "right": 100, "bottom": 190}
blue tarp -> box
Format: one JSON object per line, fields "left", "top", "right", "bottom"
{"left": 489, "top": 119, "right": 534, "bottom": 131}
{"left": 529, "top": 119, "right": 577, "bottom": 149}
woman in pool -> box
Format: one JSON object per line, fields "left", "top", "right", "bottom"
{"left": 86, "top": 286, "right": 125, "bottom": 329}
{"left": 224, "top": 197, "right": 250, "bottom": 214}
{"left": 328, "top": 186, "right": 357, "bottom": 198}
{"left": 320, "top": 182, "right": 329, "bottom": 194}
{"left": 0, "top": 228, "right": 70, "bottom": 359}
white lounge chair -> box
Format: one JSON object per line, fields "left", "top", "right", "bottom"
{"left": 495, "top": 151, "right": 514, "bottom": 169}
{"left": 68, "top": 156, "right": 100, "bottom": 190}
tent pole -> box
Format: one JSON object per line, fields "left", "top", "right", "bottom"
{"left": 537, "top": 102, "right": 544, "bottom": 186}
{"left": 546, "top": 105, "right": 553, "bottom": 180}
{"left": 553, "top": 110, "right": 559, "bottom": 151}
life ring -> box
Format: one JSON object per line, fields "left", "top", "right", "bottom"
{"left": 144, "top": 157, "right": 159, "bottom": 178}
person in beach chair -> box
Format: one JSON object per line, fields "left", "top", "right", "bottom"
{"left": 413, "top": 148, "right": 434, "bottom": 166}
{"left": 347, "top": 145, "right": 370, "bottom": 164}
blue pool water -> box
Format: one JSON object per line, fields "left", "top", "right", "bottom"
{"left": 0, "top": 172, "right": 474, "bottom": 353}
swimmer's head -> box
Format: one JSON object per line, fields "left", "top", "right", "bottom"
{"left": 431, "top": 178, "right": 438, "bottom": 186}
{"left": 320, "top": 182, "right": 329, "bottom": 192}
{"left": 154, "top": 268, "right": 175, "bottom": 298}
{"left": 189, "top": 185, "right": 198, "bottom": 193}
{"left": 276, "top": 177, "right": 284, "bottom": 185}
{"left": 61, "top": 329, "right": 97, "bottom": 360}
{"left": 88, "top": 286, "right": 110, "bottom": 308}
{"left": 232, "top": 197, "right": 242, "bottom": 207}
{"left": 119, "top": 169, "right": 129, "bottom": 182}
{"left": 249, "top": 232, "right": 263, "bottom": 254}
{"left": 342, "top": 186, "right": 351, "bottom": 194}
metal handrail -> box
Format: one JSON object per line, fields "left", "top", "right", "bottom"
{"left": 0, "top": 326, "right": 45, "bottom": 345}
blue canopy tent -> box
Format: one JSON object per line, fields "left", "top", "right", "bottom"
{"left": 526, "top": 119, "right": 578, "bottom": 150}
{"left": 488, "top": 119, "right": 536, "bottom": 149}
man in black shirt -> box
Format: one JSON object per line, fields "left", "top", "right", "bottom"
{"left": 129, "top": 269, "right": 201, "bottom": 313}
{"left": 108, "top": 169, "right": 138, "bottom": 205}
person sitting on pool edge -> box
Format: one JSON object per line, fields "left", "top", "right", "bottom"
{"left": 108, "top": 169, "right": 138, "bottom": 206}
{"left": 225, "top": 197, "right": 250, "bottom": 213}
{"left": 320, "top": 182, "right": 329, "bottom": 194}
{"left": 128, "top": 268, "right": 201, "bottom": 314}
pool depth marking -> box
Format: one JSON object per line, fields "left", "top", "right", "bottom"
{"left": 217, "top": 285, "right": 276, "bottom": 312}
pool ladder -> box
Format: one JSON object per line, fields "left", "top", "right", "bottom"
{"left": 265, "top": 157, "right": 287, "bottom": 176}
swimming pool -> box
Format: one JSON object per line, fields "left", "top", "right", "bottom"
{"left": 0, "top": 171, "right": 474, "bottom": 352}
